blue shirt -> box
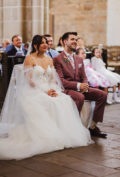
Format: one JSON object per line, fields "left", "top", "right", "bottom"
{"left": 46, "top": 48, "right": 59, "bottom": 59}
{"left": 5, "top": 44, "right": 25, "bottom": 53}
{"left": 5, "top": 44, "right": 13, "bottom": 52}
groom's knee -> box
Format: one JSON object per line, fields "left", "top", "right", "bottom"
{"left": 76, "top": 93, "right": 85, "bottom": 111}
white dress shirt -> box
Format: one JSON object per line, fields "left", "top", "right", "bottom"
{"left": 64, "top": 51, "right": 81, "bottom": 91}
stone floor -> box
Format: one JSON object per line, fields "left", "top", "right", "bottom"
{"left": 0, "top": 103, "right": 120, "bottom": 177}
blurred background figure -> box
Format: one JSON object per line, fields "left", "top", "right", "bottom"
{"left": 76, "top": 48, "right": 111, "bottom": 104}
{"left": 44, "top": 34, "right": 59, "bottom": 58}
{"left": 77, "top": 37, "right": 92, "bottom": 59}
{"left": 56, "top": 36, "right": 64, "bottom": 53}
{"left": 77, "top": 37, "right": 86, "bottom": 49}
{"left": 23, "top": 42, "right": 30, "bottom": 53}
{"left": 98, "top": 43, "right": 108, "bottom": 66}
{"left": 2, "top": 39, "right": 11, "bottom": 51}
{"left": 6, "top": 35, "right": 27, "bottom": 56}
{"left": 91, "top": 47, "right": 120, "bottom": 103}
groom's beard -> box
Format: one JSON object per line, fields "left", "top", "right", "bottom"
{"left": 71, "top": 48, "right": 77, "bottom": 52}
{"left": 69, "top": 46, "right": 77, "bottom": 52}
{"left": 69, "top": 46, "right": 77, "bottom": 53}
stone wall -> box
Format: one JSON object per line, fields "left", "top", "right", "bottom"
{"left": 1, "top": 0, "right": 120, "bottom": 47}
{"left": 50, "top": 0, "right": 107, "bottom": 46}
{"left": 0, "top": 0, "right": 49, "bottom": 43}
{"left": 107, "top": 0, "right": 120, "bottom": 46}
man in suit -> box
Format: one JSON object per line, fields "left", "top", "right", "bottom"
{"left": 44, "top": 34, "right": 59, "bottom": 58}
{"left": 54, "top": 32, "right": 107, "bottom": 138}
{"left": 6, "top": 35, "right": 27, "bottom": 56}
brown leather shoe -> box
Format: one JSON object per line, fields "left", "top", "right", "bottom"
{"left": 89, "top": 127, "right": 107, "bottom": 138}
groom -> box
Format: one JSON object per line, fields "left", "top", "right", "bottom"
{"left": 54, "top": 32, "right": 107, "bottom": 138}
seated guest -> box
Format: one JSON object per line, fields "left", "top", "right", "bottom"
{"left": 91, "top": 47, "right": 120, "bottom": 103}
{"left": 6, "top": 35, "right": 27, "bottom": 56}
{"left": 56, "top": 37, "right": 64, "bottom": 53}
{"left": 2, "top": 39, "right": 11, "bottom": 50}
{"left": 24, "top": 42, "right": 29, "bottom": 52}
{"left": 44, "top": 34, "right": 59, "bottom": 58}
{"left": 76, "top": 48, "right": 112, "bottom": 104}
{"left": 77, "top": 37, "right": 92, "bottom": 59}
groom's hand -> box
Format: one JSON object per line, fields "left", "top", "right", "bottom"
{"left": 80, "top": 83, "right": 89, "bottom": 93}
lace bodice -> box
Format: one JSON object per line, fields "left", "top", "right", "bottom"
{"left": 33, "top": 65, "right": 52, "bottom": 80}
{"left": 32, "top": 65, "right": 61, "bottom": 92}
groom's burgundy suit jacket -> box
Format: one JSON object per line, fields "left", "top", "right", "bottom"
{"left": 53, "top": 51, "right": 88, "bottom": 91}
{"left": 54, "top": 51, "right": 107, "bottom": 123}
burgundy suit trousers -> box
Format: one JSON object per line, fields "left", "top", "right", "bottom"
{"left": 65, "top": 88, "right": 107, "bottom": 123}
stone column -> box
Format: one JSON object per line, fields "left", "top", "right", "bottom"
{"left": 0, "top": 0, "right": 3, "bottom": 44}
{"left": 2, "top": 0, "right": 23, "bottom": 41}
{"left": 32, "top": 0, "right": 44, "bottom": 36}
{"left": 44, "top": 0, "right": 49, "bottom": 34}
{"left": 21, "top": 0, "right": 32, "bottom": 42}
{"left": 107, "top": 0, "right": 120, "bottom": 46}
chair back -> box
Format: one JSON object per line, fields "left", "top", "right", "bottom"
{"left": 0, "top": 54, "right": 25, "bottom": 110}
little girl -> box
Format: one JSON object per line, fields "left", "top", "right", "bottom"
{"left": 76, "top": 48, "right": 111, "bottom": 104}
{"left": 91, "top": 47, "right": 120, "bottom": 103}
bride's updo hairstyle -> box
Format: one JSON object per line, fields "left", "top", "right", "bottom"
{"left": 31, "top": 35, "right": 47, "bottom": 54}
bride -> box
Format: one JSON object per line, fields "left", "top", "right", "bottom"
{"left": 0, "top": 35, "right": 92, "bottom": 160}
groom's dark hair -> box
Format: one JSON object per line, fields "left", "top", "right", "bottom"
{"left": 62, "top": 32, "right": 77, "bottom": 43}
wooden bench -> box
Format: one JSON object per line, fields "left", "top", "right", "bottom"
{"left": 0, "top": 54, "right": 25, "bottom": 109}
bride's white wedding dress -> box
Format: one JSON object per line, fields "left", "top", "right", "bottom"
{"left": 0, "top": 64, "right": 92, "bottom": 160}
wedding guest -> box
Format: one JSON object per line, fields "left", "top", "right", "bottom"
{"left": 24, "top": 42, "right": 29, "bottom": 51}
{"left": 0, "top": 34, "right": 92, "bottom": 160}
{"left": 2, "top": 39, "right": 10, "bottom": 50}
{"left": 6, "top": 35, "right": 27, "bottom": 56}
{"left": 77, "top": 37, "right": 86, "bottom": 49}
{"left": 91, "top": 47, "right": 120, "bottom": 103}
{"left": 77, "top": 37, "right": 92, "bottom": 59}
{"left": 56, "top": 36, "right": 64, "bottom": 53}
{"left": 44, "top": 34, "right": 59, "bottom": 58}
{"left": 54, "top": 32, "right": 107, "bottom": 138}
{"left": 76, "top": 48, "right": 112, "bottom": 104}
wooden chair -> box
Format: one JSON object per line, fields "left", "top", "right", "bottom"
{"left": 0, "top": 54, "right": 25, "bottom": 110}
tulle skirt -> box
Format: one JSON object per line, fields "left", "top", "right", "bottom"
{"left": 97, "top": 68, "right": 120, "bottom": 86}
{"left": 85, "top": 66, "right": 110, "bottom": 88}
{"left": 0, "top": 87, "right": 92, "bottom": 160}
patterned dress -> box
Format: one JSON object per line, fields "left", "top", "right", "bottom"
{"left": 83, "top": 59, "right": 110, "bottom": 88}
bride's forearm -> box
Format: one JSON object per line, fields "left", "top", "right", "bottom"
{"left": 29, "top": 79, "right": 35, "bottom": 87}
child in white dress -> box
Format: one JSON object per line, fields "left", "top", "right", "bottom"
{"left": 91, "top": 47, "right": 120, "bottom": 103}
{"left": 76, "top": 48, "right": 111, "bottom": 104}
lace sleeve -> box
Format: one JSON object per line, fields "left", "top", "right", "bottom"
{"left": 51, "top": 67, "right": 64, "bottom": 91}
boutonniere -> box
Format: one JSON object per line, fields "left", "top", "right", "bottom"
{"left": 63, "top": 55, "right": 70, "bottom": 63}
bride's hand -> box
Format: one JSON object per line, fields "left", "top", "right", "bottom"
{"left": 47, "top": 89, "right": 58, "bottom": 97}
{"left": 29, "top": 80, "right": 36, "bottom": 88}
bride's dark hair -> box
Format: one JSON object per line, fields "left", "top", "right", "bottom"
{"left": 31, "top": 35, "right": 47, "bottom": 54}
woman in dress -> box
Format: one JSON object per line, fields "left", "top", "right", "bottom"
{"left": 91, "top": 47, "right": 120, "bottom": 103}
{"left": 0, "top": 35, "right": 92, "bottom": 160}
